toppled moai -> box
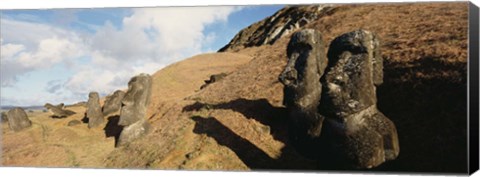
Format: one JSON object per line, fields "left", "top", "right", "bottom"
{"left": 6, "top": 107, "right": 32, "bottom": 132}
{"left": 280, "top": 29, "right": 399, "bottom": 169}
{"left": 117, "top": 73, "right": 152, "bottom": 147}
{"left": 44, "top": 103, "right": 76, "bottom": 118}
{"left": 86, "top": 92, "right": 104, "bottom": 128}
{"left": 278, "top": 29, "right": 328, "bottom": 156}
{"left": 200, "top": 73, "right": 228, "bottom": 89}
{"left": 102, "top": 90, "right": 126, "bottom": 116}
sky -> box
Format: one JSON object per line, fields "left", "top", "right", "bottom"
{"left": 0, "top": 5, "right": 283, "bottom": 106}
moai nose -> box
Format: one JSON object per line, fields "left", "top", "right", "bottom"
{"left": 279, "top": 69, "right": 297, "bottom": 85}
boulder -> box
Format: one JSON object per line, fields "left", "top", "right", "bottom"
{"left": 117, "top": 73, "right": 152, "bottom": 147}
{"left": 6, "top": 107, "right": 32, "bottom": 132}
{"left": 278, "top": 29, "right": 328, "bottom": 147}
{"left": 67, "top": 120, "right": 81, "bottom": 126}
{"left": 102, "top": 90, "right": 126, "bottom": 116}
{"left": 319, "top": 30, "right": 399, "bottom": 169}
{"left": 44, "top": 103, "right": 76, "bottom": 118}
{"left": 86, "top": 92, "right": 104, "bottom": 128}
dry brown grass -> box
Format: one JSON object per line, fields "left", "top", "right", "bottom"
{"left": 1, "top": 2, "right": 469, "bottom": 173}
{"left": 1, "top": 106, "right": 115, "bottom": 168}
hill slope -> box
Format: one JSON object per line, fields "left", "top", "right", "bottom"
{"left": 1, "top": 2, "right": 469, "bottom": 173}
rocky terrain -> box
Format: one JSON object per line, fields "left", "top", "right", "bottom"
{"left": 1, "top": 2, "right": 468, "bottom": 174}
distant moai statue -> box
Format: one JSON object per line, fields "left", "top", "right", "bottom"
{"left": 117, "top": 73, "right": 152, "bottom": 147}
{"left": 86, "top": 92, "right": 104, "bottom": 128}
{"left": 279, "top": 29, "right": 399, "bottom": 169}
{"left": 278, "top": 29, "right": 328, "bottom": 157}
{"left": 1, "top": 112, "right": 8, "bottom": 123}
{"left": 6, "top": 107, "right": 32, "bottom": 132}
{"left": 102, "top": 90, "right": 126, "bottom": 116}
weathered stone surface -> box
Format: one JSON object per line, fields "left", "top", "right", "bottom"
{"left": 1, "top": 112, "right": 8, "bottom": 123}
{"left": 67, "top": 120, "right": 81, "bottom": 126}
{"left": 44, "top": 103, "right": 76, "bottom": 118}
{"left": 86, "top": 92, "right": 104, "bottom": 128}
{"left": 200, "top": 73, "right": 228, "bottom": 89}
{"left": 117, "top": 119, "right": 151, "bottom": 147}
{"left": 102, "top": 90, "right": 126, "bottom": 116}
{"left": 279, "top": 29, "right": 328, "bottom": 141}
{"left": 117, "top": 73, "right": 152, "bottom": 147}
{"left": 318, "top": 30, "right": 399, "bottom": 169}
{"left": 6, "top": 107, "right": 32, "bottom": 132}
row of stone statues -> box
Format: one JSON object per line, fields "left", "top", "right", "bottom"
{"left": 85, "top": 73, "right": 153, "bottom": 147}
{"left": 279, "top": 29, "right": 400, "bottom": 169}
{"left": 1, "top": 73, "right": 153, "bottom": 148}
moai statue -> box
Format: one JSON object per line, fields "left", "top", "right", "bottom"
{"left": 102, "top": 90, "right": 126, "bottom": 116}
{"left": 278, "top": 29, "right": 328, "bottom": 157}
{"left": 117, "top": 73, "right": 152, "bottom": 147}
{"left": 86, "top": 92, "right": 104, "bottom": 128}
{"left": 6, "top": 107, "right": 32, "bottom": 132}
{"left": 319, "top": 29, "right": 399, "bottom": 168}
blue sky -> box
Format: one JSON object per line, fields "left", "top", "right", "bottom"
{"left": 0, "top": 5, "right": 283, "bottom": 106}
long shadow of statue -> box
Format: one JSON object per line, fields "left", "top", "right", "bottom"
{"left": 191, "top": 115, "right": 322, "bottom": 170}
{"left": 183, "top": 98, "right": 289, "bottom": 143}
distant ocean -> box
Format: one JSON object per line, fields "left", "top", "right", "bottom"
{"left": 0, "top": 106, "right": 46, "bottom": 112}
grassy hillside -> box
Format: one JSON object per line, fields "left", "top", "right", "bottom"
{"left": 1, "top": 2, "right": 469, "bottom": 174}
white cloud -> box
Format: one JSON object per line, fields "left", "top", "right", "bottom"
{"left": 65, "top": 6, "right": 240, "bottom": 97}
{"left": 1, "top": 19, "right": 86, "bottom": 87}
{"left": 1, "top": 6, "right": 240, "bottom": 105}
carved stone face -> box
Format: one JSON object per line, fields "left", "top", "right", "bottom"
{"left": 279, "top": 29, "right": 317, "bottom": 87}
{"left": 279, "top": 29, "right": 327, "bottom": 110}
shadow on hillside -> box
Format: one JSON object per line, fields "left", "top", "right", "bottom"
{"left": 191, "top": 116, "right": 278, "bottom": 169}
{"left": 183, "top": 98, "right": 289, "bottom": 143}
{"left": 374, "top": 58, "right": 467, "bottom": 173}
{"left": 103, "top": 115, "right": 123, "bottom": 146}
{"left": 191, "top": 116, "right": 318, "bottom": 170}
{"left": 185, "top": 58, "right": 468, "bottom": 173}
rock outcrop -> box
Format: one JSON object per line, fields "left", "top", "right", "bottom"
{"left": 117, "top": 73, "right": 152, "bottom": 147}
{"left": 200, "top": 73, "right": 228, "bottom": 89}
{"left": 44, "top": 103, "right": 76, "bottom": 118}
{"left": 319, "top": 30, "right": 399, "bottom": 168}
{"left": 86, "top": 92, "right": 104, "bottom": 128}
{"left": 278, "top": 29, "right": 327, "bottom": 154}
{"left": 219, "top": 5, "right": 336, "bottom": 52}
{"left": 102, "top": 90, "right": 126, "bottom": 116}
{"left": 6, "top": 107, "right": 32, "bottom": 132}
